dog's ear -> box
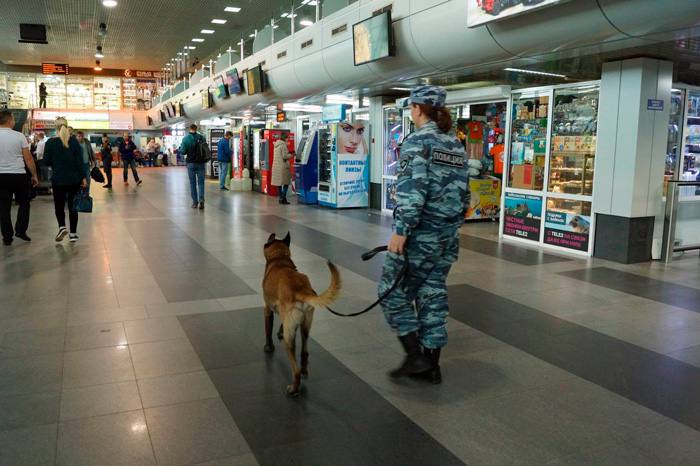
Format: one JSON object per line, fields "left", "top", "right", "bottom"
{"left": 267, "top": 233, "right": 276, "bottom": 243}
{"left": 283, "top": 231, "right": 291, "bottom": 247}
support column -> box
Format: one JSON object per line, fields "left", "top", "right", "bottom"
{"left": 593, "top": 58, "right": 673, "bottom": 263}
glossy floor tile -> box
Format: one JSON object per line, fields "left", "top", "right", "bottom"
{"left": 1, "top": 168, "right": 700, "bottom": 465}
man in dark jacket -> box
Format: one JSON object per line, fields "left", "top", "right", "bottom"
{"left": 119, "top": 133, "right": 141, "bottom": 185}
{"left": 39, "top": 83, "right": 47, "bottom": 108}
{"left": 217, "top": 131, "right": 233, "bottom": 191}
{"left": 180, "top": 124, "right": 207, "bottom": 209}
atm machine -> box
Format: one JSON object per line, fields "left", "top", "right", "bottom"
{"left": 254, "top": 129, "right": 295, "bottom": 196}
{"left": 295, "top": 127, "right": 322, "bottom": 204}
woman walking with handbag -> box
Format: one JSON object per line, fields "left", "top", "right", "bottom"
{"left": 42, "top": 117, "right": 87, "bottom": 242}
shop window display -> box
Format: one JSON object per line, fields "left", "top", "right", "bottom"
{"left": 122, "top": 78, "right": 138, "bottom": 109}
{"left": 8, "top": 74, "right": 37, "bottom": 108}
{"left": 382, "top": 106, "right": 403, "bottom": 211}
{"left": 548, "top": 87, "right": 598, "bottom": 196}
{"left": 94, "top": 77, "right": 121, "bottom": 110}
{"left": 681, "top": 89, "right": 700, "bottom": 198}
{"left": 42, "top": 75, "right": 67, "bottom": 108}
{"left": 66, "top": 76, "right": 93, "bottom": 109}
{"left": 509, "top": 95, "right": 548, "bottom": 191}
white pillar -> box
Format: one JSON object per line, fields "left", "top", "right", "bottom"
{"left": 593, "top": 57, "right": 673, "bottom": 262}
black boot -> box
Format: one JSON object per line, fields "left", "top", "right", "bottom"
{"left": 422, "top": 348, "right": 442, "bottom": 384}
{"left": 389, "top": 332, "right": 432, "bottom": 379}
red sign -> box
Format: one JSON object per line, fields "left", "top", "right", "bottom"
{"left": 42, "top": 63, "right": 69, "bottom": 75}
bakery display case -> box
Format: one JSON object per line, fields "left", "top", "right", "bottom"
{"left": 508, "top": 95, "right": 548, "bottom": 191}
{"left": 548, "top": 86, "right": 598, "bottom": 196}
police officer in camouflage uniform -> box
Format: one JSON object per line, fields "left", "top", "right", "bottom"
{"left": 379, "top": 85, "right": 470, "bottom": 384}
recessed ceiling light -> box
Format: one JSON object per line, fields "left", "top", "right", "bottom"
{"left": 503, "top": 67, "right": 567, "bottom": 78}
{"left": 225, "top": 6, "right": 241, "bottom": 13}
{"left": 102, "top": 0, "right": 117, "bottom": 7}
{"left": 300, "top": 20, "right": 313, "bottom": 26}
{"left": 201, "top": 29, "right": 215, "bottom": 34}
{"left": 248, "top": 33, "right": 255, "bottom": 38}
{"left": 187, "top": 46, "right": 196, "bottom": 49}
{"left": 272, "top": 25, "right": 279, "bottom": 29}
{"left": 211, "top": 19, "right": 227, "bottom": 24}
{"left": 94, "top": 60, "right": 102, "bottom": 71}
{"left": 192, "top": 38, "right": 205, "bottom": 42}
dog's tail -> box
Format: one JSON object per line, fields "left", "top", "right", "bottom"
{"left": 299, "top": 261, "right": 342, "bottom": 309}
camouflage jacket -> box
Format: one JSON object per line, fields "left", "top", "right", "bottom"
{"left": 394, "top": 121, "right": 470, "bottom": 237}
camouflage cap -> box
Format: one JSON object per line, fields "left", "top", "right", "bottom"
{"left": 402, "top": 85, "right": 447, "bottom": 108}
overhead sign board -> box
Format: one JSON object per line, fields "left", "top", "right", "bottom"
{"left": 468, "top": 0, "right": 569, "bottom": 28}
{"left": 42, "top": 63, "right": 69, "bottom": 75}
{"left": 123, "top": 69, "right": 164, "bottom": 79}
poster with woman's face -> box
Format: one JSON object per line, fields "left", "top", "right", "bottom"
{"left": 337, "top": 121, "right": 367, "bottom": 156}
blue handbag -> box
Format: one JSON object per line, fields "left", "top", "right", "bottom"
{"left": 72, "top": 188, "right": 93, "bottom": 213}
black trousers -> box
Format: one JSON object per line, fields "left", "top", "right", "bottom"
{"left": 52, "top": 185, "right": 79, "bottom": 233}
{"left": 0, "top": 173, "right": 31, "bottom": 241}
{"left": 123, "top": 158, "right": 140, "bottom": 182}
{"left": 103, "top": 155, "right": 113, "bottom": 185}
{"left": 39, "top": 96, "right": 47, "bottom": 108}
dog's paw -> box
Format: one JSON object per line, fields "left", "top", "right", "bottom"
{"left": 263, "top": 344, "right": 275, "bottom": 353}
{"left": 286, "top": 385, "right": 301, "bottom": 397}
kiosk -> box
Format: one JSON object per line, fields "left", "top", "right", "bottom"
{"left": 258, "top": 129, "right": 295, "bottom": 197}
{"left": 295, "top": 127, "right": 322, "bottom": 204}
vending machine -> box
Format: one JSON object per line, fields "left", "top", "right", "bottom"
{"left": 295, "top": 127, "right": 322, "bottom": 205}
{"left": 208, "top": 129, "right": 225, "bottom": 179}
{"left": 317, "top": 121, "right": 369, "bottom": 209}
{"left": 257, "top": 129, "right": 295, "bottom": 197}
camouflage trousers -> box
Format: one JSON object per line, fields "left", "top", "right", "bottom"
{"left": 378, "top": 234, "right": 459, "bottom": 349}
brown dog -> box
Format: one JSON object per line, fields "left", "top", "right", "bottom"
{"left": 262, "top": 232, "right": 341, "bottom": 396}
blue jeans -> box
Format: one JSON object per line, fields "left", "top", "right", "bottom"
{"left": 187, "top": 163, "right": 206, "bottom": 204}
{"left": 218, "top": 161, "right": 230, "bottom": 189}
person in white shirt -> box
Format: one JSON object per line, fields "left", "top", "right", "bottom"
{"left": 0, "top": 110, "right": 38, "bottom": 245}
{"left": 35, "top": 132, "right": 46, "bottom": 160}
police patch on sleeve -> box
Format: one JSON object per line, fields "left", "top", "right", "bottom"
{"left": 431, "top": 149, "right": 465, "bottom": 168}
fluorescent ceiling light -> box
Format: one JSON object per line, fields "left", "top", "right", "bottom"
{"left": 201, "top": 29, "right": 215, "bottom": 34}
{"left": 192, "top": 38, "right": 205, "bottom": 42}
{"left": 281, "top": 12, "right": 288, "bottom": 18}
{"left": 211, "top": 19, "right": 227, "bottom": 24}
{"left": 504, "top": 67, "right": 566, "bottom": 78}
{"left": 187, "top": 46, "right": 196, "bottom": 49}
{"left": 283, "top": 103, "right": 323, "bottom": 113}
{"left": 289, "top": 14, "right": 297, "bottom": 18}
{"left": 272, "top": 25, "right": 279, "bottom": 29}
{"left": 249, "top": 33, "right": 256, "bottom": 38}
{"left": 300, "top": 20, "right": 314, "bottom": 26}
{"left": 391, "top": 87, "right": 411, "bottom": 91}
{"left": 224, "top": 6, "right": 241, "bottom": 12}
{"left": 102, "top": 0, "right": 117, "bottom": 7}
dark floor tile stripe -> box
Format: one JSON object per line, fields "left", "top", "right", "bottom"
{"left": 446, "top": 283, "right": 700, "bottom": 432}
{"left": 124, "top": 217, "right": 255, "bottom": 302}
{"left": 560, "top": 267, "right": 700, "bottom": 314}
{"left": 177, "top": 309, "right": 465, "bottom": 466}
{"left": 244, "top": 215, "right": 385, "bottom": 282}
{"left": 460, "top": 234, "right": 572, "bottom": 265}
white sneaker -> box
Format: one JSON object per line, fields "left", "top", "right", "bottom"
{"left": 69, "top": 234, "right": 79, "bottom": 242}
{"left": 55, "top": 227, "right": 68, "bottom": 242}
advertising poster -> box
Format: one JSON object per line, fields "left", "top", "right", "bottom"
{"left": 336, "top": 120, "right": 369, "bottom": 207}
{"left": 468, "top": 0, "right": 567, "bottom": 28}
{"left": 503, "top": 192, "right": 542, "bottom": 241}
{"left": 543, "top": 209, "right": 591, "bottom": 252}
{"left": 466, "top": 178, "right": 501, "bottom": 220}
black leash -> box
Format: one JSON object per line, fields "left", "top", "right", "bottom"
{"left": 325, "top": 246, "right": 409, "bottom": 318}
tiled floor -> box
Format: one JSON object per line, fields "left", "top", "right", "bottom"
{"left": 2, "top": 167, "right": 700, "bottom": 466}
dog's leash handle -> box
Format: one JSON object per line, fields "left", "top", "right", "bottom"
{"left": 361, "top": 245, "right": 388, "bottom": 262}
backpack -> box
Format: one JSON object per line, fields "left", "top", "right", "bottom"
{"left": 188, "top": 135, "right": 210, "bottom": 163}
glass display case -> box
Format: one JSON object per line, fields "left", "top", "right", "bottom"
{"left": 382, "top": 106, "right": 403, "bottom": 211}
{"left": 122, "top": 78, "right": 138, "bottom": 109}
{"left": 681, "top": 89, "right": 700, "bottom": 199}
{"left": 8, "top": 74, "right": 37, "bottom": 108}
{"left": 66, "top": 76, "right": 93, "bottom": 109}
{"left": 508, "top": 95, "right": 548, "bottom": 191}
{"left": 548, "top": 87, "right": 598, "bottom": 196}
{"left": 94, "top": 77, "right": 121, "bottom": 110}
{"left": 42, "top": 75, "right": 67, "bottom": 108}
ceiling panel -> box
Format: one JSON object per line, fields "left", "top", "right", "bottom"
{"left": 0, "top": 0, "right": 296, "bottom": 70}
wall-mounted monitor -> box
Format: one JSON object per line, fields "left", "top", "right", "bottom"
{"left": 178, "top": 102, "right": 185, "bottom": 118}
{"left": 215, "top": 75, "right": 229, "bottom": 99}
{"left": 226, "top": 68, "right": 243, "bottom": 95}
{"left": 353, "top": 11, "right": 393, "bottom": 66}
{"left": 246, "top": 66, "right": 264, "bottom": 96}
